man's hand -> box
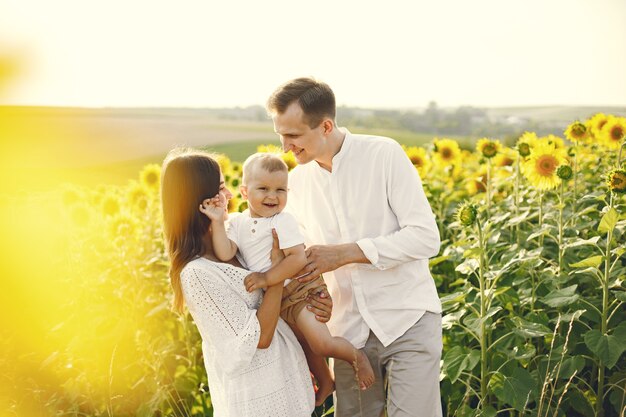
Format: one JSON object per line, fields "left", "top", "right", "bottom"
{"left": 269, "top": 229, "right": 284, "bottom": 266}
{"left": 306, "top": 288, "right": 333, "bottom": 323}
{"left": 244, "top": 272, "right": 268, "bottom": 292}
{"left": 294, "top": 244, "right": 344, "bottom": 283}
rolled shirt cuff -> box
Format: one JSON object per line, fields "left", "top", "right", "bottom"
{"left": 356, "top": 239, "right": 381, "bottom": 270}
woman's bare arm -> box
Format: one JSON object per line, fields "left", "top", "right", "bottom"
{"left": 255, "top": 228, "right": 284, "bottom": 349}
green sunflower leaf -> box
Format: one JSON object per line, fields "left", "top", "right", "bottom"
{"left": 584, "top": 330, "right": 626, "bottom": 369}
{"left": 541, "top": 285, "right": 579, "bottom": 307}
{"left": 569, "top": 255, "right": 603, "bottom": 269}
{"left": 598, "top": 207, "right": 619, "bottom": 234}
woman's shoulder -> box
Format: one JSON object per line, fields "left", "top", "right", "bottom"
{"left": 182, "top": 257, "right": 248, "bottom": 280}
{"left": 182, "top": 256, "right": 208, "bottom": 272}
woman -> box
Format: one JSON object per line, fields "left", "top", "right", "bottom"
{"left": 160, "top": 147, "right": 332, "bottom": 417}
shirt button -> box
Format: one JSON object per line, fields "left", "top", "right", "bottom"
{"left": 254, "top": 220, "right": 257, "bottom": 224}
{"left": 251, "top": 229, "right": 255, "bottom": 233}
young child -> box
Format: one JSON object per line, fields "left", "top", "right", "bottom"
{"left": 200, "top": 152, "right": 374, "bottom": 405}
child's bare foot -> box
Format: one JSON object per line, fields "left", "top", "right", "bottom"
{"left": 314, "top": 379, "right": 335, "bottom": 407}
{"left": 352, "top": 350, "right": 375, "bottom": 390}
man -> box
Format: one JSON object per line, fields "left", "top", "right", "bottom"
{"left": 267, "top": 77, "right": 442, "bottom": 417}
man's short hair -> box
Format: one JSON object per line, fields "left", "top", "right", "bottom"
{"left": 242, "top": 152, "right": 288, "bottom": 185}
{"left": 266, "top": 77, "right": 336, "bottom": 128}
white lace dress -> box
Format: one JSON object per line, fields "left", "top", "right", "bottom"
{"left": 180, "top": 257, "right": 314, "bottom": 417}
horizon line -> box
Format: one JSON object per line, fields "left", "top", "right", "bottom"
{"left": 2, "top": 103, "right": 626, "bottom": 111}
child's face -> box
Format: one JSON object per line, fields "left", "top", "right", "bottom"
{"left": 241, "top": 168, "right": 288, "bottom": 218}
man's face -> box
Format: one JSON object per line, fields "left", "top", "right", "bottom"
{"left": 272, "top": 102, "right": 325, "bottom": 165}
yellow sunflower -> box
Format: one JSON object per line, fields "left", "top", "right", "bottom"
{"left": 127, "top": 180, "right": 150, "bottom": 211}
{"left": 257, "top": 143, "right": 297, "bottom": 170}
{"left": 493, "top": 147, "right": 516, "bottom": 168}
{"left": 62, "top": 186, "right": 81, "bottom": 206}
{"left": 574, "top": 144, "right": 599, "bottom": 169}
{"left": 476, "top": 138, "right": 502, "bottom": 159}
{"left": 432, "top": 138, "right": 462, "bottom": 167}
{"left": 403, "top": 145, "right": 432, "bottom": 178}
{"left": 586, "top": 113, "right": 609, "bottom": 142}
{"left": 140, "top": 163, "right": 161, "bottom": 191}
{"left": 257, "top": 144, "right": 282, "bottom": 153}
{"left": 564, "top": 121, "right": 588, "bottom": 143}
{"left": 521, "top": 142, "right": 568, "bottom": 190}
{"left": 516, "top": 132, "right": 538, "bottom": 158}
{"left": 213, "top": 153, "right": 232, "bottom": 176}
{"left": 606, "top": 169, "right": 626, "bottom": 194}
{"left": 237, "top": 200, "right": 248, "bottom": 212}
{"left": 600, "top": 116, "right": 626, "bottom": 150}
{"left": 465, "top": 167, "right": 487, "bottom": 196}
{"left": 281, "top": 152, "right": 297, "bottom": 171}
{"left": 101, "top": 193, "right": 121, "bottom": 217}
{"left": 231, "top": 162, "right": 243, "bottom": 174}
{"left": 541, "top": 134, "right": 565, "bottom": 151}
{"left": 108, "top": 212, "right": 138, "bottom": 239}
{"left": 227, "top": 194, "right": 242, "bottom": 213}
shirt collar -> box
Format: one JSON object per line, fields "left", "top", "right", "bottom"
{"left": 315, "top": 127, "right": 352, "bottom": 172}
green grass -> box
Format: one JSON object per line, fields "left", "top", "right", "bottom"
{"left": 39, "top": 132, "right": 469, "bottom": 190}
{"left": 205, "top": 139, "right": 281, "bottom": 162}
{"left": 18, "top": 140, "right": 279, "bottom": 191}
{"left": 6, "top": 131, "right": 469, "bottom": 192}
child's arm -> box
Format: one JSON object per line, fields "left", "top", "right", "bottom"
{"left": 210, "top": 220, "right": 238, "bottom": 261}
{"left": 244, "top": 244, "right": 307, "bottom": 292}
{"left": 199, "top": 196, "right": 238, "bottom": 261}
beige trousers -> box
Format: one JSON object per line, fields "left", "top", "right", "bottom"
{"left": 333, "top": 312, "right": 443, "bottom": 417}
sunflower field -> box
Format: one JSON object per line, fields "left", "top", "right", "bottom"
{"left": 1, "top": 114, "right": 625, "bottom": 417}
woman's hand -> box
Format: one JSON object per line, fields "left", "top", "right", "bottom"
{"left": 199, "top": 195, "right": 227, "bottom": 222}
{"left": 306, "top": 288, "right": 333, "bottom": 323}
{"left": 269, "top": 228, "right": 284, "bottom": 267}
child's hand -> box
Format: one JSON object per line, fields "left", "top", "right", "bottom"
{"left": 244, "top": 272, "right": 268, "bottom": 292}
{"left": 199, "top": 195, "right": 226, "bottom": 221}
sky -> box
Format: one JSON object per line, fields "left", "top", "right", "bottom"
{"left": 0, "top": 0, "right": 625, "bottom": 109}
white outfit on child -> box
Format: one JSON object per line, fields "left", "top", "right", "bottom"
{"left": 226, "top": 210, "right": 304, "bottom": 284}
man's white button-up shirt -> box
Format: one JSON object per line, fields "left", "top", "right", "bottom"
{"left": 286, "top": 129, "right": 442, "bottom": 348}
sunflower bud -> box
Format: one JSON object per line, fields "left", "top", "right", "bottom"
{"left": 139, "top": 163, "right": 161, "bottom": 190}
{"left": 606, "top": 169, "right": 626, "bottom": 194}
{"left": 457, "top": 202, "right": 478, "bottom": 227}
{"left": 517, "top": 142, "right": 531, "bottom": 157}
{"left": 556, "top": 165, "right": 573, "bottom": 181}
{"left": 564, "top": 121, "right": 587, "bottom": 142}
{"left": 477, "top": 138, "right": 501, "bottom": 159}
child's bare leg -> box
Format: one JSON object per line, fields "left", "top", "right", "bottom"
{"left": 295, "top": 308, "right": 375, "bottom": 390}
{"left": 290, "top": 324, "right": 335, "bottom": 406}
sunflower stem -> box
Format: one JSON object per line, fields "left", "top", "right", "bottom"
{"left": 436, "top": 195, "right": 445, "bottom": 241}
{"left": 486, "top": 159, "right": 492, "bottom": 215}
{"left": 573, "top": 141, "right": 578, "bottom": 215}
{"left": 476, "top": 218, "right": 489, "bottom": 407}
{"left": 538, "top": 191, "right": 544, "bottom": 248}
{"left": 514, "top": 155, "right": 521, "bottom": 246}
{"left": 617, "top": 141, "right": 626, "bottom": 168}
{"left": 530, "top": 270, "right": 536, "bottom": 313}
{"left": 558, "top": 183, "right": 564, "bottom": 276}
{"left": 597, "top": 194, "right": 614, "bottom": 417}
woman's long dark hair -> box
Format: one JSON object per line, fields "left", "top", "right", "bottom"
{"left": 161, "top": 148, "right": 221, "bottom": 312}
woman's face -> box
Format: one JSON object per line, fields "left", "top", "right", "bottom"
{"left": 217, "top": 173, "right": 233, "bottom": 221}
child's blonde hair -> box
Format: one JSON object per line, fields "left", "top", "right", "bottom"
{"left": 242, "top": 153, "right": 288, "bottom": 185}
